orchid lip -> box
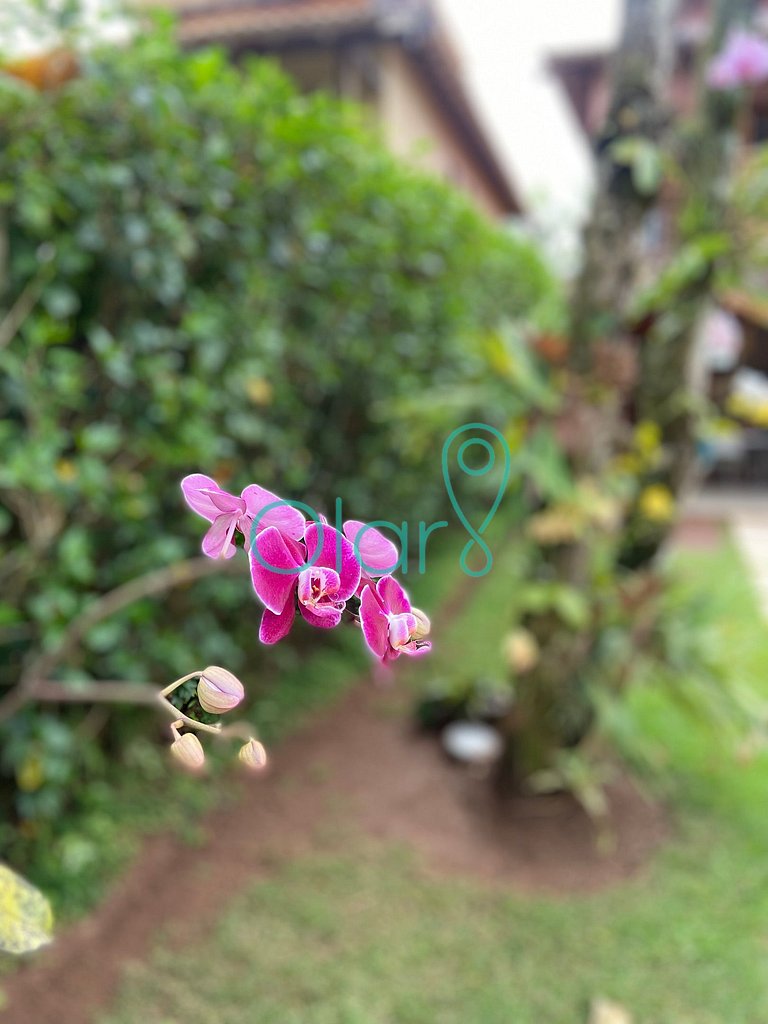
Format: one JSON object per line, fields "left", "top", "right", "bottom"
{"left": 297, "top": 566, "right": 341, "bottom": 609}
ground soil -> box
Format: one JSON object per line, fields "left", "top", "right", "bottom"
{"left": 3, "top": 576, "right": 670, "bottom": 1024}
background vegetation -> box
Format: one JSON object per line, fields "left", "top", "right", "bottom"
{"left": 0, "top": 23, "right": 553, "bottom": 901}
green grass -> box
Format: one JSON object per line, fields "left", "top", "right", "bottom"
{"left": 99, "top": 541, "right": 768, "bottom": 1024}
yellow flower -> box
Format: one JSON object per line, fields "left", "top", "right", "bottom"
{"left": 639, "top": 484, "right": 675, "bottom": 523}
{"left": 726, "top": 394, "right": 768, "bottom": 426}
{"left": 634, "top": 420, "right": 661, "bottom": 456}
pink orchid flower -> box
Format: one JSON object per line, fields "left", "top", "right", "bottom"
{"left": 343, "top": 519, "right": 400, "bottom": 595}
{"left": 359, "top": 575, "right": 432, "bottom": 663}
{"left": 249, "top": 522, "right": 361, "bottom": 644}
{"left": 181, "top": 475, "right": 305, "bottom": 560}
{"left": 708, "top": 29, "right": 768, "bottom": 89}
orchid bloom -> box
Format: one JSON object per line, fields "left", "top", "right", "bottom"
{"left": 343, "top": 519, "right": 399, "bottom": 595}
{"left": 359, "top": 575, "right": 432, "bottom": 663}
{"left": 181, "top": 475, "right": 304, "bottom": 560}
{"left": 249, "top": 522, "right": 361, "bottom": 644}
{"left": 708, "top": 29, "right": 768, "bottom": 89}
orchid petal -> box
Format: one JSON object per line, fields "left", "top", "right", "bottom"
{"left": 360, "top": 584, "right": 390, "bottom": 659}
{"left": 242, "top": 484, "right": 306, "bottom": 541}
{"left": 202, "top": 514, "right": 238, "bottom": 559}
{"left": 376, "top": 575, "right": 411, "bottom": 616}
{"left": 403, "top": 640, "right": 432, "bottom": 658}
{"left": 297, "top": 566, "right": 340, "bottom": 607}
{"left": 299, "top": 603, "right": 343, "bottom": 629}
{"left": 249, "top": 526, "right": 300, "bottom": 614}
{"left": 259, "top": 601, "right": 296, "bottom": 645}
{"left": 389, "top": 612, "right": 417, "bottom": 651}
{"left": 343, "top": 520, "right": 399, "bottom": 575}
{"left": 305, "top": 523, "right": 361, "bottom": 601}
{"left": 207, "top": 489, "right": 246, "bottom": 515}
{"left": 181, "top": 474, "right": 225, "bottom": 522}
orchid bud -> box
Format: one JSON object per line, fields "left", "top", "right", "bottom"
{"left": 197, "top": 666, "right": 245, "bottom": 715}
{"left": 503, "top": 628, "right": 539, "bottom": 674}
{"left": 170, "top": 731, "right": 205, "bottom": 772}
{"left": 238, "top": 737, "right": 267, "bottom": 771}
{"left": 410, "top": 607, "right": 431, "bottom": 641}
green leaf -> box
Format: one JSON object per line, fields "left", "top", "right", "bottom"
{"left": 43, "top": 285, "right": 80, "bottom": 320}
{"left": 610, "top": 136, "right": 663, "bottom": 197}
{"left": 552, "top": 586, "right": 590, "bottom": 630}
{"left": 632, "top": 144, "right": 663, "bottom": 197}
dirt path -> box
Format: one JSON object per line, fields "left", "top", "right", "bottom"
{"left": 5, "top": 690, "right": 667, "bottom": 1024}
{"left": 4, "top": 572, "right": 668, "bottom": 1024}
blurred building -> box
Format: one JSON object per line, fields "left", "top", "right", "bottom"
{"left": 147, "top": 0, "right": 520, "bottom": 219}
{"left": 551, "top": 0, "right": 768, "bottom": 483}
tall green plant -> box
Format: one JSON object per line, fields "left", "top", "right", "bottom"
{"left": 499, "top": 0, "right": 759, "bottom": 794}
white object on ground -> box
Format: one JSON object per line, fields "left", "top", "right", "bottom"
{"left": 442, "top": 721, "right": 503, "bottom": 764}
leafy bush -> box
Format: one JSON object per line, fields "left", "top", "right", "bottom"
{"left": 0, "top": 23, "right": 551, "bottom": 878}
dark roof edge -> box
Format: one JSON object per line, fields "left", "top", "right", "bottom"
{"left": 404, "top": 33, "right": 520, "bottom": 214}
{"left": 171, "top": 0, "right": 521, "bottom": 214}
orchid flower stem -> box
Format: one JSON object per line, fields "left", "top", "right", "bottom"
{"left": 159, "top": 671, "right": 201, "bottom": 698}
{"left": 216, "top": 721, "right": 255, "bottom": 742}
{"left": 157, "top": 671, "right": 227, "bottom": 736}
{"left": 157, "top": 693, "right": 223, "bottom": 736}
{"left": 165, "top": 707, "right": 255, "bottom": 743}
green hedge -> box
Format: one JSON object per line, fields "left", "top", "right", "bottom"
{"left": 0, "top": 26, "right": 551, "bottom": 854}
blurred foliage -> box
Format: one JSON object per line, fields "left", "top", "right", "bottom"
{"left": 726, "top": 143, "right": 768, "bottom": 291}
{"left": 0, "top": 20, "right": 553, "bottom": 887}
{"left": 414, "top": 321, "right": 761, "bottom": 805}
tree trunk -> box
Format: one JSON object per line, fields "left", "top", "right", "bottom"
{"left": 501, "top": 0, "right": 751, "bottom": 791}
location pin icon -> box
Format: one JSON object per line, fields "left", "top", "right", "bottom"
{"left": 441, "top": 423, "right": 511, "bottom": 578}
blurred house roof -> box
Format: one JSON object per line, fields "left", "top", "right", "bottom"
{"left": 148, "top": 0, "right": 521, "bottom": 215}
{"left": 548, "top": 49, "right": 605, "bottom": 139}
{"left": 155, "top": 0, "right": 381, "bottom": 42}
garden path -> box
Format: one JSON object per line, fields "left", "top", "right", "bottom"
{"left": 682, "top": 488, "right": 768, "bottom": 620}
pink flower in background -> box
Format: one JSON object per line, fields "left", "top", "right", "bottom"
{"left": 249, "top": 522, "right": 361, "bottom": 644}
{"left": 708, "top": 29, "right": 768, "bottom": 89}
{"left": 181, "top": 475, "right": 304, "bottom": 560}
{"left": 359, "top": 575, "right": 431, "bottom": 663}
